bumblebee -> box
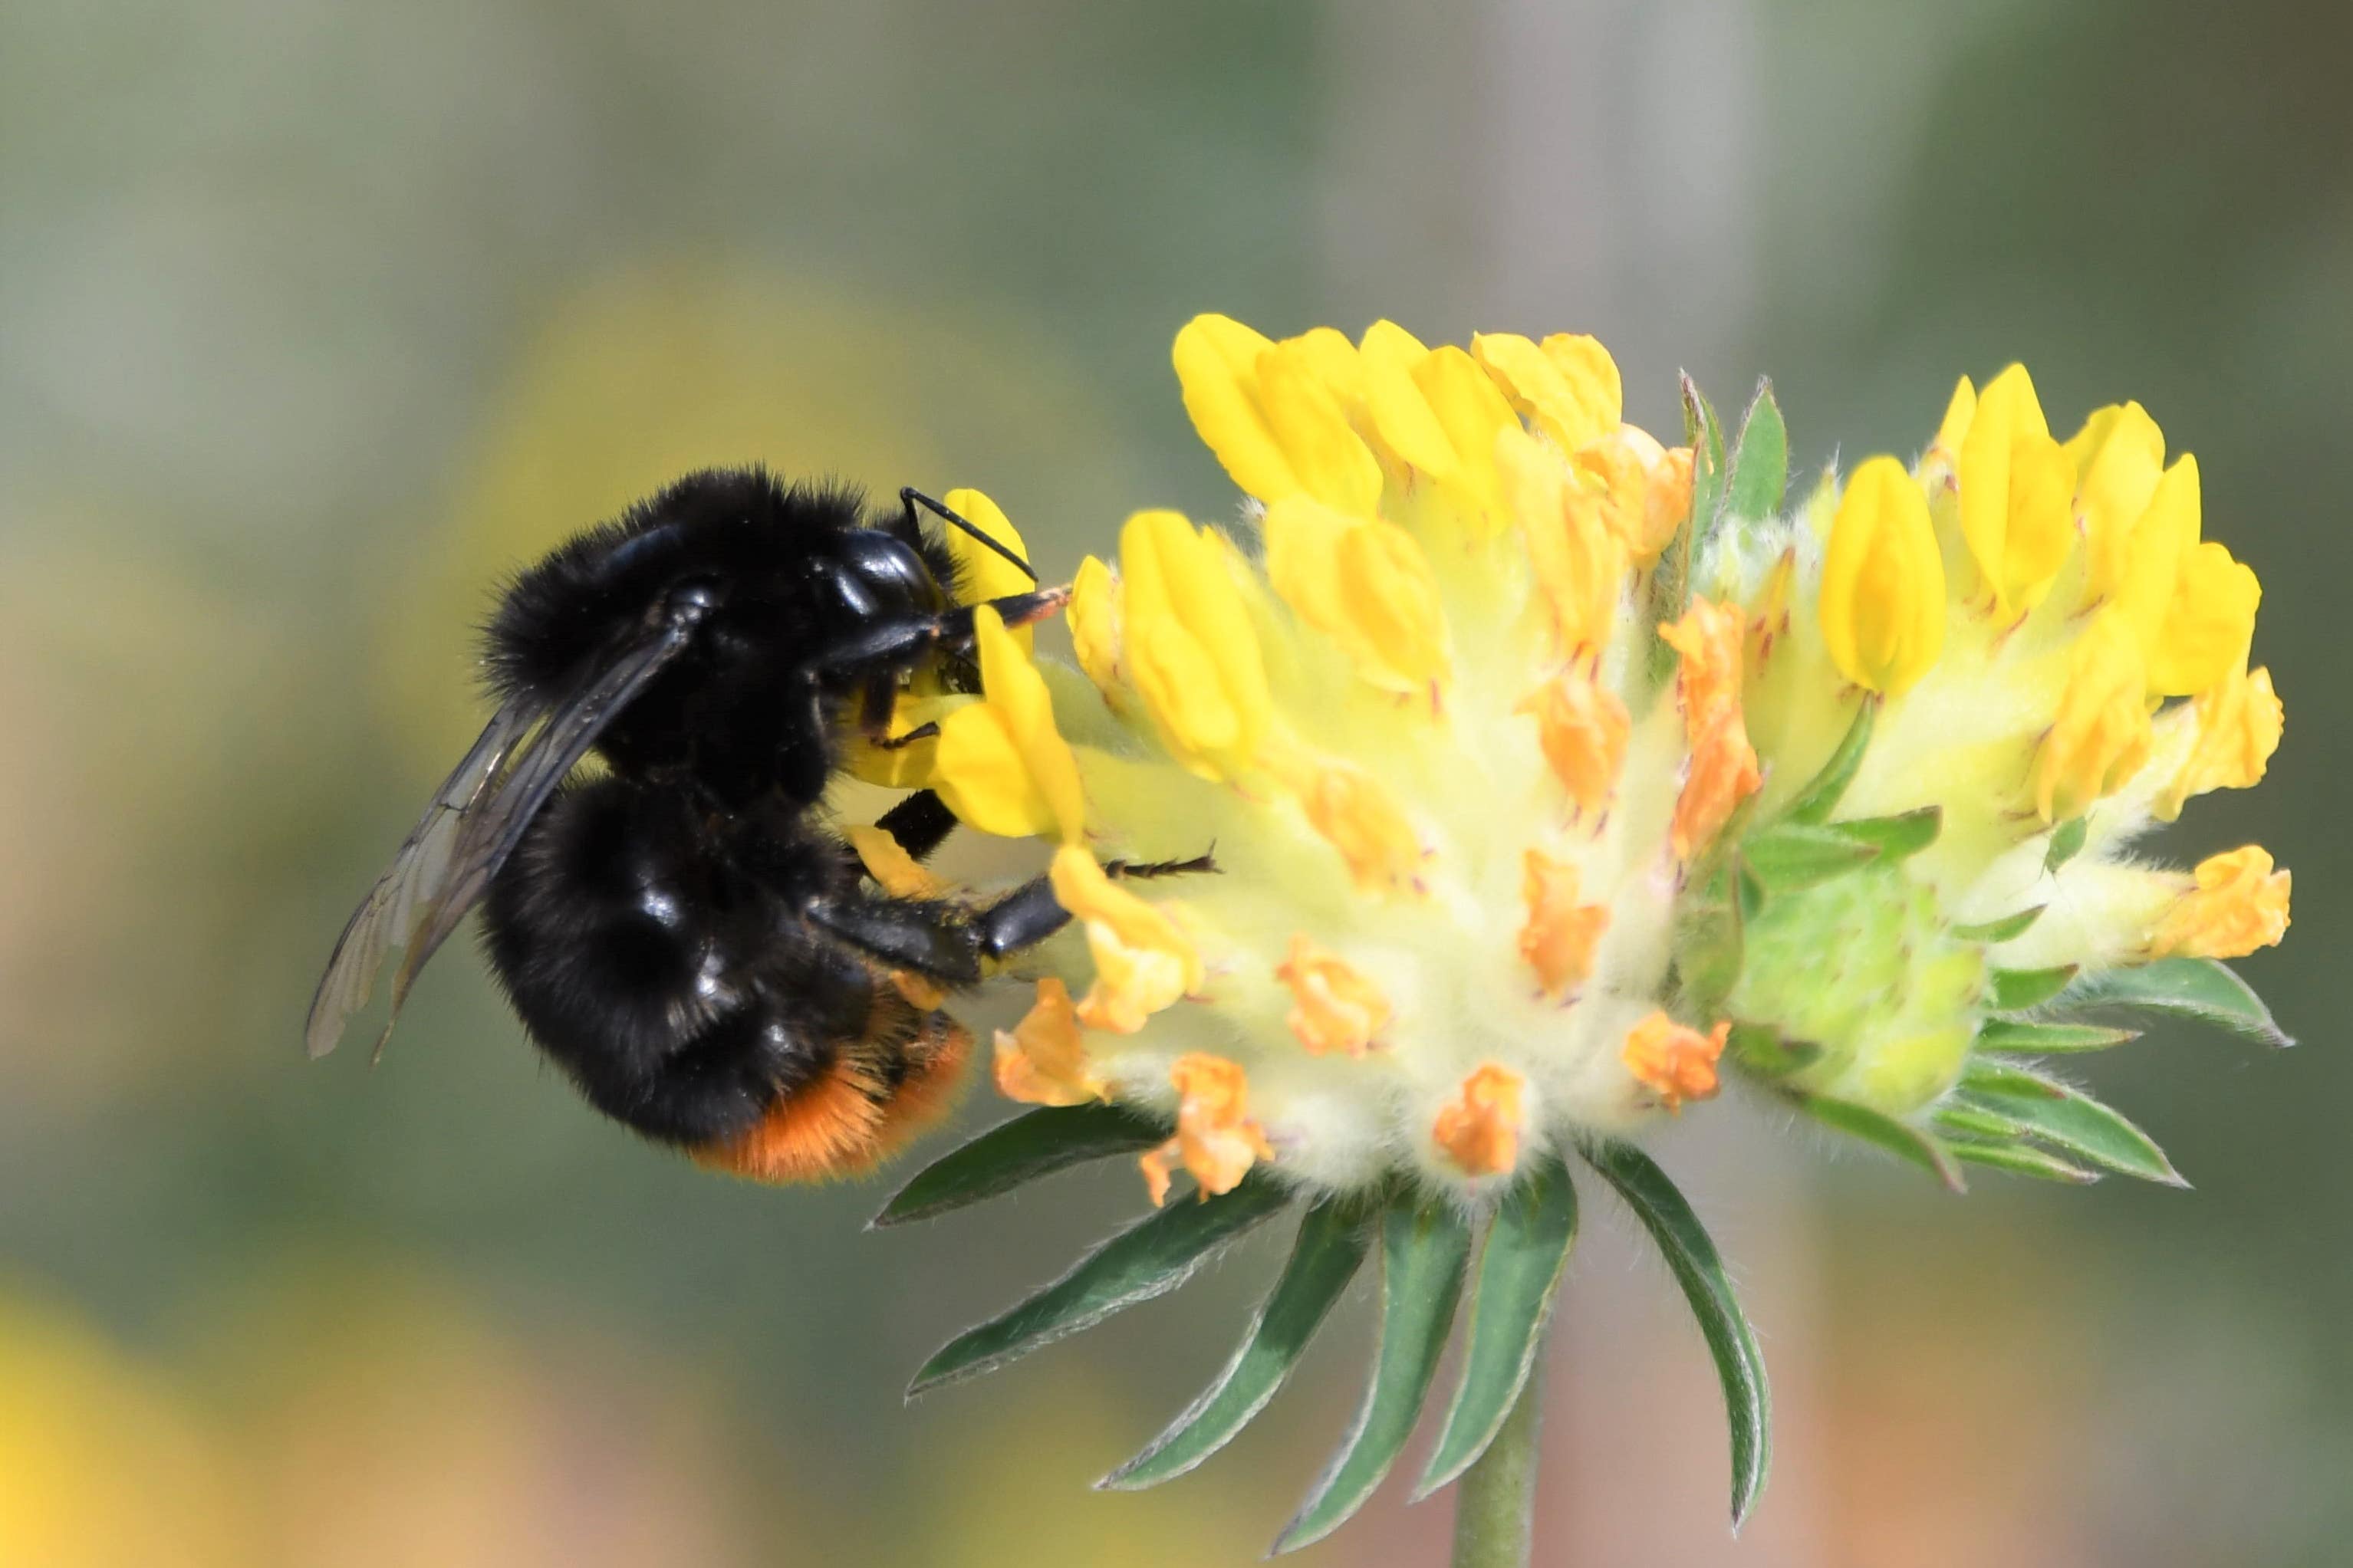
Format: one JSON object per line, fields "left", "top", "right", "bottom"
{"left": 308, "top": 469, "right": 1097, "bottom": 1180}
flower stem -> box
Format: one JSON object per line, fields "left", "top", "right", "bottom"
{"left": 1449, "top": 1355, "right": 1544, "bottom": 1568}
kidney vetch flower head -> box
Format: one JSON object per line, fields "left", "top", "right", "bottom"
{"left": 857, "top": 316, "right": 2291, "bottom": 1556}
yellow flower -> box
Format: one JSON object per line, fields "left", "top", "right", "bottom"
{"left": 2035, "top": 607, "right": 2154, "bottom": 822}
{"left": 1262, "top": 498, "right": 1450, "bottom": 697}
{"left": 992, "top": 979, "right": 1104, "bottom": 1107}
{"left": 1140, "top": 1054, "right": 1275, "bottom": 1205}
{"left": 1519, "top": 850, "right": 1609, "bottom": 1000}
{"left": 1274, "top": 935, "right": 1393, "bottom": 1057}
{"left": 847, "top": 823, "right": 952, "bottom": 899}
{"left": 930, "top": 606, "right": 1086, "bottom": 840}
{"left": 1819, "top": 455, "right": 1946, "bottom": 695}
{"left": 1924, "top": 374, "right": 1976, "bottom": 479}
{"left": 1432, "top": 1063, "right": 1527, "bottom": 1178}
{"left": 1048, "top": 846, "right": 1202, "bottom": 1034}
{"left": 1118, "top": 510, "right": 1275, "bottom": 781}
{"left": 1958, "top": 363, "right": 2078, "bottom": 617}
{"left": 1498, "top": 424, "right": 1625, "bottom": 655}
{"left": 1172, "top": 314, "right": 1381, "bottom": 514}
{"left": 1410, "top": 345, "right": 1519, "bottom": 535}
{"left": 1515, "top": 672, "right": 1631, "bottom": 814}
{"left": 2109, "top": 455, "right": 2202, "bottom": 662}
{"left": 2157, "top": 665, "right": 2282, "bottom": 820}
{"left": 2150, "top": 846, "right": 2292, "bottom": 960}
{"left": 1621, "top": 1013, "right": 1728, "bottom": 1113}
{"left": 940, "top": 487, "right": 1035, "bottom": 649}
{"left": 2066, "top": 401, "right": 2166, "bottom": 603}
{"left": 1065, "top": 554, "right": 1127, "bottom": 710}
{"left": 1660, "top": 597, "right": 1763, "bottom": 860}
{"left": 1575, "top": 425, "right": 1692, "bottom": 562}
{"left": 1286, "top": 758, "right": 1426, "bottom": 896}
{"left": 1473, "top": 331, "right": 1621, "bottom": 452}
{"left": 2149, "top": 541, "right": 2260, "bottom": 699}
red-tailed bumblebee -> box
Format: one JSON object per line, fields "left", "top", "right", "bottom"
{"left": 308, "top": 469, "right": 1090, "bottom": 1181}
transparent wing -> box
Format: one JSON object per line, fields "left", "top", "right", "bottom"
{"left": 304, "top": 616, "right": 699, "bottom": 1061}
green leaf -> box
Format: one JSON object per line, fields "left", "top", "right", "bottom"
{"left": 1677, "top": 893, "right": 1746, "bottom": 1018}
{"left": 1824, "top": 806, "right": 1941, "bottom": 860}
{"left": 1784, "top": 697, "right": 1877, "bottom": 824}
{"left": 2043, "top": 817, "right": 2088, "bottom": 873}
{"left": 1413, "top": 1160, "right": 1581, "bottom": 1498}
{"left": 1795, "top": 1093, "right": 1963, "bottom": 1192}
{"left": 1101, "top": 1196, "right": 1374, "bottom": 1491}
{"left": 1726, "top": 1024, "right": 1820, "bottom": 1079}
{"left": 1989, "top": 964, "right": 2079, "bottom": 1013}
{"left": 1957, "top": 1071, "right": 2184, "bottom": 1186}
{"left": 1584, "top": 1142, "right": 1771, "bottom": 1528}
{"left": 1945, "top": 1138, "right": 2100, "bottom": 1184}
{"left": 1975, "top": 1019, "right": 2141, "bottom": 1054}
{"left": 1743, "top": 823, "right": 1881, "bottom": 892}
{"left": 1273, "top": 1195, "right": 1472, "bottom": 1553}
{"left": 1933, "top": 1106, "right": 2022, "bottom": 1140}
{"left": 909, "top": 1176, "right": 1290, "bottom": 1395}
{"left": 1954, "top": 906, "right": 2045, "bottom": 944}
{"left": 2056, "top": 957, "right": 2292, "bottom": 1047}
{"left": 1724, "top": 380, "right": 1789, "bottom": 526}
{"left": 873, "top": 1103, "right": 1167, "bottom": 1227}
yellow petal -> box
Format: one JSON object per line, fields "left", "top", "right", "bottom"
{"left": 1263, "top": 496, "right": 1450, "bottom": 695}
{"left": 840, "top": 690, "right": 968, "bottom": 788}
{"left": 1540, "top": 334, "right": 1623, "bottom": 432}
{"left": 2149, "top": 846, "right": 2291, "bottom": 959}
{"left": 847, "top": 823, "right": 952, "bottom": 900}
{"left": 1497, "top": 423, "right": 1624, "bottom": 654}
{"left": 1049, "top": 845, "right": 1202, "bottom": 1034}
{"left": 992, "top": 978, "right": 1104, "bottom": 1106}
{"left": 1065, "top": 554, "right": 1127, "bottom": 710}
{"left": 1173, "top": 313, "right": 1298, "bottom": 503}
{"left": 1621, "top": 1013, "right": 1729, "bottom": 1113}
{"left": 1292, "top": 759, "right": 1425, "bottom": 896}
{"left": 1410, "top": 344, "right": 1518, "bottom": 535}
{"left": 1925, "top": 374, "right": 1977, "bottom": 478}
{"left": 1256, "top": 337, "right": 1383, "bottom": 514}
{"left": 2148, "top": 541, "right": 2259, "bottom": 699}
{"left": 2157, "top": 665, "right": 2281, "bottom": 821}
{"left": 1140, "top": 1054, "right": 1273, "bottom": 1205}
{"left": 1959, "top": 364, "right": 2077, "bottom": 616}
{"left": 1119, "top": 511, "right": 1275, "bottom": 781}
{"left": 2065, "top": 402, "right": 2166, "bottom": 603}
{"left": 1355, "top": 321, "right": 1459, "bottom": 477}
{"left": 1432, "top": 1063, "right": 1525, "bottom": 1178}
{"left": 1571, "top": 425, "right": 1686, "bottom": 564}
{"left": 1519, "top": 849, "right": 1610, "bottom": 999}
{"left": 2034, "top": 607, "right": 2153, "bottom": 822}
{"left": 930, "top": 606, "right": 1086, "bottom": 840}
{"left": 1473, "top": 330, "right": 1617, "bottom": 452}
{"left": 2111, "top": 455, "right": 2202, "bottom": 659}
{"left": 940, "top": 487, "right": 1035, "bottom": 650}
{"left": 1275, "top": 935, "right": 1392, "bottom": 1057}
{"left": 1514, "top": 672, "right": 1630, "bottom": 814}
{"left": 1820, "top": 455, "right": 1947, "bottom": 695}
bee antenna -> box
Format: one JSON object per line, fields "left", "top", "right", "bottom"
{"left": 900, "top": 487, "right": 1038, "bottom": 584}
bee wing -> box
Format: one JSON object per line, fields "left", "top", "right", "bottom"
{"left": 304, "top": 616, "right": 699, "bottom": 1061}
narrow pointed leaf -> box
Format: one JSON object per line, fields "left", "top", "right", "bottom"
{"left": 1946, "top": 1138, "right": 2101, "bottom": 1184}
{"left": 2043, "top": 816, "right": 2088, "bottom": 873}
{"left": 1724, "top": 380, "right": 1789, "bottom": 525}
{"left": 1649, "top": 376, "right": 1726, "bottom": 682}
{"left": 1785, "top": 697, "right": 1877, "bottom": 823}
{"left": 2057, "top": 957, "right": 2292, "bottom": 1046}
{"left": 1584, "top": 1142, "right": 1771, "bottom": 1527}
{"left": 874, "top": 1103, "right": 1167, "bottom": 1227}
{"left": 1933, "top": 1106, "right": 2023, "bottom": 1139}
{"left": 1956, "top": 1073, "right": 2184, "bottom": 1186}
{"left": 1726, "top": 1024, "right": 1820, "bottom": 1079}
{"left": 1989, "top": 964, "right": 2079, "bottom": 1012}
{"left": 1824, "top": 806, "right": 1941, "bottom": 860}
{"left": 1272, "top": 1195, "right": 1471, "bottom": 1553}
{"left": 910, "top": 1176, "right": 1289, "bottom": 1395}
{"left": 1743, "top": 823, "right": 1881, "bottom": 891}
{"left": 1975, "top": 1019, "right": 2141, "bottom": 1054}
{"left": 1795, "top": 1093, "right": 1963, "bottom": 1192}
{"left": 1414, "top": 1160, "right": 1581, "bottom": 1497}
{"left": 1955, "top": 906, "right": 2046, "bottom": 943}
{"left": 1101, "top": 1196, "right": 1374, "bottom": 1491}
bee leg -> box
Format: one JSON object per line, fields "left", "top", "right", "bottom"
{"left": 808, "top": 587, "right": 1071, "bottom": 679}
{"left": 873, "top": 789, "right": 958, "bottom": 862}
{"left": 805, "top": 892, "right": 986, "bottom": 987}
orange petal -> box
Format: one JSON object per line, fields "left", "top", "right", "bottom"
{"left": 991, "top": 978, "right": 1103, "bottom": 1106}
{"left": 1622, "top": 1012, "right": 1729, "bottom": 1113}
{"left": 1275, "top": 934, "right": 1393, "bottom": 1057}
{"left": 1432, "top": 1063, "right": 1526, "bottom": 1178}
{"left": 1515, "top": 672, "right": 1631, "bottom": 814}
{"left": 1519, "top": 850, "right": 1611, "bottom": 999}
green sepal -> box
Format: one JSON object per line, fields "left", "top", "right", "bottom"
{"left": 1583, "top": 1142, "right": 1771, "bottom": 1529}
{"left": 1677, "top": 892, "right": 1746, "bottom": 1020}
{"left": 1954, "top": 906, "right": 2045, "bottom": 944}
{"left": 1956, "top": 1064, "right": 2184, "bottom": 1186}
{"left": 2043, "top": 817, "right": 2089, "bottom": 873}
{"left": 1989, "top": 964, "right": 2080, "bottom": 1013}
{"left": 1723, "top": 380, "right": 1789, "bottom": 528}
{"left": 1414, "top": 1159, "right": 1581, "bottom": 1498}
{"left": 1101, "top": 1195, "right": 1374, "bottom": 1491}
{"left": 1273, "top": 1193, "right": 1472, "bottom": 1554}
{"left": 2056, "top": 957, "right": 2292, "bottom": 1047}
{"left": 1933, "top": 1105, "right": 2022, "bottom": 1140}
{"left": 1975, "top": 1019, "right": 2141, "bottom": 1054}
{"left": 908, "top": 1176, "right": 1290, "bottom": 1395}
{"left": 1726, "top": 1023, "right": 1820, "bottom": 1079}
{"left": 1783, "top": 696, "right": 1877, "bottom": 824}
{"left": 872, "top": 1103, "right": 1167, "bottom": 1228}
{"left": 1822, "top": 806, "right": 1941, "bottom": 861}
{"left": 1742, "top": 823, "right": 1881, "bottom": 892}
{"left": 1944, "top": 1138, "right": 2100, "bottom": 1184}
{"left": 1647, "top": 376, "right": 1727, "bottom": 685}
{"left": 1794, "top": 1092, "right": 1963, "bottom": 1192}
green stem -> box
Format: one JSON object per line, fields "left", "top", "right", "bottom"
{"left": 1449, "top": 1356, "right": 1544, "bottom": 1568}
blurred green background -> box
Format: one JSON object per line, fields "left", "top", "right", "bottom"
{"left": 2, "top": 1, "right": 2344, "bottom": 1563}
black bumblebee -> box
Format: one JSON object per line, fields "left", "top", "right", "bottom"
{"left": 308, "top": 468, "right": 1095, "bottom": 1181}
